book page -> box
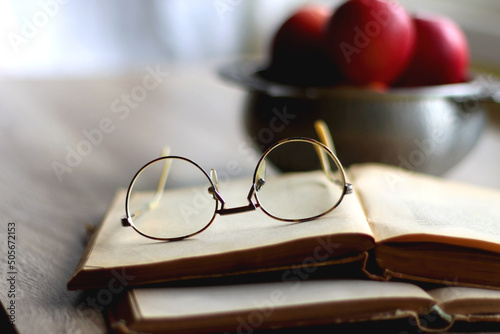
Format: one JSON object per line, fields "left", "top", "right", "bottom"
{"left": 128, "top": 280, "right": 433, "bottom": 324}
{"left": 429, "top": 286, "right": 500, "bottom": 315}
{"left": 84, "top": 171, "right": 373, "bottom": 269}
{"left": 349, "top": 164, "right": 500, "bottom": 253}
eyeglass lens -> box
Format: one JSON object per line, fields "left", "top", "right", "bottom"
{"left": 254, "top": 140, "right": 345, "bottom": 221}
{"left": 127, "top": 157, "right": 217, "bottom": 240}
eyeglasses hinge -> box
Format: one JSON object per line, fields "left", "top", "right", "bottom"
{"left": 345, "top": 183, "right": 353, "bottom": 195}
{"left": 121, "top": 216, "right": 132, "bottom": 227}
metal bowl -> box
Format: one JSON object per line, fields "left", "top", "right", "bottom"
{"left": 219, "top": 59, "right": 497, "bottom": 175}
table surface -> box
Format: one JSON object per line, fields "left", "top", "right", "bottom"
{"left": 0, "top": 63, "right": 499, "bottom": 334}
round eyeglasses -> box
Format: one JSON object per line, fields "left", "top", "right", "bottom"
{"left": 121, "top": 122, "right": 352, "bottom": 241}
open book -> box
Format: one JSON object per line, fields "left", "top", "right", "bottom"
{"left": 107, "top": 279, "right": 500, "bottom": 334}
{"left": 67, "top": 163, "right": 500, "bottom": 290}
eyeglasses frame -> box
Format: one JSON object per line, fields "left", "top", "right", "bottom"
{"left": 121, "top": 120, "right": 353, "bottom": 241}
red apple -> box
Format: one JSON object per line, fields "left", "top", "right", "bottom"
{"left": 325, "top": 0, "right": 416, "bottom": 85}
{"left": 268, "top": 5, "right": 341, "bottom": 86}
{"left": 397, "top": 14, "right": 469, "bottom": 86}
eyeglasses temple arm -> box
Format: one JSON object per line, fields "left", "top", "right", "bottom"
{"left": 122, "top": 147, "right": 172, "bottom": 226}
{"left": 314, "top": 120, "right": 337, "bottom": 155}
{"left": 314, "top": 120, "right": 335, "bottom": 180}
{"left": 313, "top": 120, "right": 352, "bottom": 193}
{"left": 150, "top": 147, "right": 172, "bottom": 208}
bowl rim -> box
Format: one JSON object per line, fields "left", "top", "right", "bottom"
{"left": 218, "top": 58, "right": 493, "bottom": 101}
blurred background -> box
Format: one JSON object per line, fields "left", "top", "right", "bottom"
{"left": 1, "top": 0, "right": 499, "bottom": 78}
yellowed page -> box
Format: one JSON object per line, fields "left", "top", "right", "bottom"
{"left": 85, "top": 172, "right": 372, "bottom": 269}
{"left": 429, "top": 286, "right": 500, "bottom": 315}
{"left": 131, "top": 279, "right": 432, "bottom": 321}
{"left": 349, "top": 164, "right": 500, "bottom": 253}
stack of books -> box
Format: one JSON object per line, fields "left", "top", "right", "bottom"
{"left": 68, "top": 164, "right": 500, "bottom": 333}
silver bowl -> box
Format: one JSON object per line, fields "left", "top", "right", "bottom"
{"left": 219, "top": 59, "right": 498, "bottom": 175}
